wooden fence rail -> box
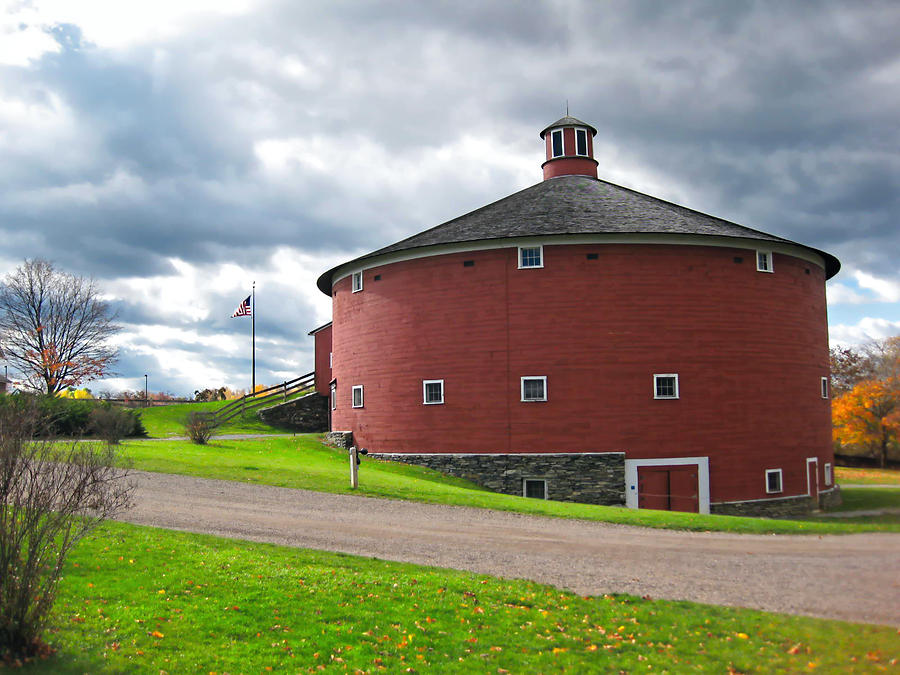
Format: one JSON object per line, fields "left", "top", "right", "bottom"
{"left": 199, "top": 371, "right": 316, "bottom": 428}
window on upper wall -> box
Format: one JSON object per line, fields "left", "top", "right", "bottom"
{"left": 550, "top": 129, "right": 564, "bottom": 158}
{"left": 824, "top": 463, "right": 833, "bottom": 486}
{"left": 766, "top": 469, "right": 783, "bottom": 494}
{"left": 575, "top": 128, "right": 588, "bottom": 156}
{"left": 821, "top": 377, "right": 829, "bottom": 399}
{"left": 519, "top": 246, "right": 543, "bottom": 269}
{"left": 654, "top": 374, "right": 679, "bottom": 399}
{"left": 330, "top": 382, "right": 336, "bottom": 410}
{"left": 523, "top": 478, "right": 548, "bottom": 499}
{"left": 423, "top": 379, "right": 444, "bottom": 405}
{"left": 352, "top": 271, "right": 363, "bottom": 292}
{"left": 756, "top": 250, "right": 773, "bottom": 273}
{"left": 352, "top": 385, "right": 363, "bottom": 408}
{"left": 521, "top": 376, "right": 547, "bottom": 402}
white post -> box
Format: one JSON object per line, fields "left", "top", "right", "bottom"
{"left": 349, "top": 446, "right": 358, "bottom": 489}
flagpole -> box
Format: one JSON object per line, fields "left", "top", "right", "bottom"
{"left": 251, "top": 281, "right": 256, "bottom": 394}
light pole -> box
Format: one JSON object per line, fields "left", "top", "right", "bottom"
{"left": 144, "top": 374, "right": 148, "bottom": 407}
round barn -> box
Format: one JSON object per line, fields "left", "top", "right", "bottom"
{"left": 313, "top": 115, "right": 841, "bottom": 517}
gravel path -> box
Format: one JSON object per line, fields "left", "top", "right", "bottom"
{"left": 117, "top": 470, "right": 900, "bottom": 627}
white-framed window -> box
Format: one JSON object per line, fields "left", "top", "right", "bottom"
{"left": 550, "top": 128, "right": 564, "bottom": 158}
{"left": 575, "top": 128, "right": 588, "bottom": 156}
{"left": 824, "top": 463, "right": 833, "bottom": 486}
{"left": 653, "top": 374, "right": 679, "bottom": 399}
{"left": 352, "top": 271, "right": 363, "bottom": 292}
{"left": 765, "top": 468, "right": 783, "bottom": 494}
{"left": 330, "top": 382, "right": 336, "bottom": 411}
{"left": 523, "top": 478, "right": 548, "bottom": 499}
{"left": 423, "top": 379, "right": 444, "bottom": 405}
{"left": 756, "top": 250, "right": 773, "bottom": 273}
{"left": 521, "top": 376, "right": 547, "bottom": 402}
{"left": 821, "top": 377, "right": 829, "bottom": 399}
{"left": 518, "top": 246, "right": 543, "bottom": 269}
{"left": 352, "top": 385, "right": 364, "bottom": 408}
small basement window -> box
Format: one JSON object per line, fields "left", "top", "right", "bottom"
{"left": 821, "top": 377, "right": 829, "bottom": 399}
{"left": 575, "top": 128, "right": 588, "bottom": 156}
{"left": 653, "top": 374, "right": 679, "bottom": 399}
{"left": 766, "top": 469, "right": 783, "bottom": 494}
{"left": 824, "top": 463, "right": 833, "bottom": 486}
{"left": 550, "top": 129, "right": 564, "bottom": 158}
{"left": 521, "top": 376, "right": 547, "bottom": 402}
{"left": 519, "top": 246, "right": 543, "bottom": 269}
{"left": 523, "top": 478, "right": 548, "bottom": 499}
{"left": 352, "top": 385, "right": 364, "bottom": 408}
{"left": 423, "top": 379, "right": 444, "bottom": 405}
{"left": 330, "top": 382, "right": 336, "bottom": 411}
{"left": 756, "top": 250, "right": 773, "bottom": 273}
{"left": 352, "top": 271, "right": 363, "bottom": 292}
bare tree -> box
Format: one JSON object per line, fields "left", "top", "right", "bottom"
{"left": 0, "top": 399, "right": 133, "bottom": 661}
{"left": 0, "top": 259, "right": 120, "bottom": 394}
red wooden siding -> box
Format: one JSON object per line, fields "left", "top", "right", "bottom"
{"left": 312, "top": 324, "right": 332, "bottom": 396}
{"left": 330, "top": 243, "right": 833, "bottom": 504}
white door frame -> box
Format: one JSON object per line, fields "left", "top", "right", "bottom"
{"left": 806, "top": 457, "right": 819, "bottom": 497}
{"left": 625, "top": 456, "right": 710, "bottom": 514}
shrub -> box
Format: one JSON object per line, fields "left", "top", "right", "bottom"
{"left": 0, "top": 400, "right": 133, "bottom": 662}
{"left": 88, "top": 402, "right": 147, "bottom": 445}
{"left": 185, "top": 411, "right": 215, "bottom": 444}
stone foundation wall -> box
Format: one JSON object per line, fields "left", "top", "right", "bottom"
{"left": 819, "top": 486, "right": 842, "bottom": 509}
{"left": 711, "top": 494, "right": 814, "bottom": 518}
{"left": 372, "top": 452, "right": 626, "bottom": 506}
{"left": 257, "top": 393, "right": 328, "bottom": 432}
{"left": 325, "top": 431, "right": 353, "bottom": 449}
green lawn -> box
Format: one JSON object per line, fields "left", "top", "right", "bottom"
{"left": 837, "top": 466, "right": 900, "bottom": 486}
{"left": 137, "top": 400, "right": 295, "bottom": 437}
{"left": 118, "top": 436, "right": 900, "bottom": 535}
{"left": 22, "top": 522, "right": 898, "bottom": 673}
{"left": 831, "top": 488, "right": 900, "bottom": 512}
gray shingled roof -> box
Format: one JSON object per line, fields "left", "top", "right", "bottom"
{"left": 539, "top": 116, "right": 598, "bottom": 138}
{"left": 317, "top": 175, "right": 840, "bottom": 293}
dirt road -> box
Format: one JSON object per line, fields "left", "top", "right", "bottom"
{"left": 118, "top": 470, "right": 900, "bottom": 626}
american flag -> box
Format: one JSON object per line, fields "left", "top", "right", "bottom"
{"left": 231, "top": 295, "right": 252, "bottom": 317}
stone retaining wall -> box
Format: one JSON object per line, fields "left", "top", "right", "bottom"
{"left": 372, "top": 452, "right": 626, "bottom": 506}
{"left": 257, "top": 393, "right": 328, "bottom": 432}
{"left": 325, "top": 431, "right": 353, "bottom": 449}
{"left": 711, "top": 494, "right": 814, "bottom": 518}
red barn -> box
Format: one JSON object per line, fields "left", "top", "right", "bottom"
{"left": 313, "top": 116, "right": 841, "bottom": 516}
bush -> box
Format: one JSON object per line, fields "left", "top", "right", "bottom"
{"left": 0, "top": 394, "right": 147, "bottom": 440}
{"left": 185, "top": 411, "right": 215, "bottom": 444}
{"left": 0, "top": 400, "right": 133, "bottom": 662}
{"left": 88, "top": 402, "right": 147, "bottom": 445}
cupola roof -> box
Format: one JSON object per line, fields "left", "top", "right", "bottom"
{"left": 539, "top": 115, "right": 598, "bottom": 138}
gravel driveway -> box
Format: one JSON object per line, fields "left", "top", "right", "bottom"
{"left": 118, "top": 470, "right": 900, "bottom": 627}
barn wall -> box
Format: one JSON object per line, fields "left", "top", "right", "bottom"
{"left": 330, "top": 242, "right": 833, "bottom": 506}
{"left": 312, "top": 324, "right": 332, "bottom": 396}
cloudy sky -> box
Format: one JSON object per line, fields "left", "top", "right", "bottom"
{"left": 0, "top": 0, "right": 898, "bottom": 397}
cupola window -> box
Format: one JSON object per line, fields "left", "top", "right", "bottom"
{"left": 550, "top": 129, "right": 564, "bottom": 158}
{"left": 575, "top": 128, "right": 588, "bottom": 156}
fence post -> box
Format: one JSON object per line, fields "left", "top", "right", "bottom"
{"left": 283, "top": 380, "right": 287, "bottom": 401}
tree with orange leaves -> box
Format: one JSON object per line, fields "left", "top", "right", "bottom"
{"left": 0, "top": 259, "right": 120, "bottom": 394}
{"left": 832, "top": 377, "right": 900, "bottom": 468}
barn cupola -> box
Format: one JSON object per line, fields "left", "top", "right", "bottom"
{"left": 539, "top": 115, "right": 599, "bottom": 180}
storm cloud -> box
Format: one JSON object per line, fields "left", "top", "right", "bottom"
{"left": 0, "top": 0, "right": 898, "bottom": 394}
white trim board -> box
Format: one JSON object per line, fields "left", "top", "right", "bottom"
{"left": 625, "top": 456, "right": 710, "bottom": 514}
{"left": 328, "top": 233, "right": 828, "bottom": 289}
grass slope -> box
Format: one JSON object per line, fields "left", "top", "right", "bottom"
{"left": 137, "top": 401, "right": 293, "bottom": 437}
{"left": 25, "top": 522, "right": 899, "bottom": 673}
{"left": 118, "top": 436, "right": 900, "bottom": 534}
{"left": 836, "top": 466, "right": 900, "bottom": 486}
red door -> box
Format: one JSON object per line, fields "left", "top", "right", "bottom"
{"left": 638, "top": 465, "right": 699, "bottom": 513}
